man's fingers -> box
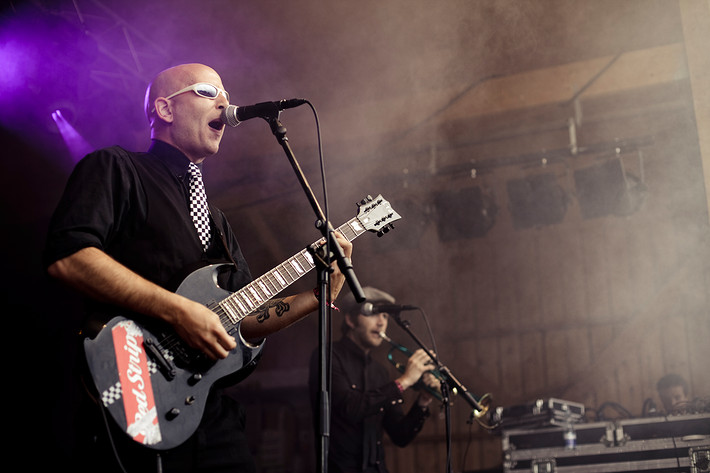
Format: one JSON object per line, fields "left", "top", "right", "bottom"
{"left": 218, "top": 332, "right": 237, "bottom": 353}
{"left": 209, "top": 326, "right": 236, "bottom": 359}
{"left": 179, "top": 303, "right": 237, "bottom": 360}
{"left": 201, "top": 337, "right": 232, "bottom": 360}
{"left": 421, "top": 372, "right": 439, "bottom": 389}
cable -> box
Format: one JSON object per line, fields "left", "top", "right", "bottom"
{"left": 97, "top": 402, "right": 131, "bottom": 473}
{"left": 594, "top": 401, "right": 634, "bottom": 421}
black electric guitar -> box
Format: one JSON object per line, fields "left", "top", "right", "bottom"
{"left": 83, "top": 194, "right": 401, "bottom": 450}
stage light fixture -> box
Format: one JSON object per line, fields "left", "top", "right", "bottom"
{"left": 46, "top": 101, "right": 77, "bottom": 132}
{"left": 434, "top": 185, "right": 497, "bottom": 241}
{"left": 51, "top": 106, "right": 92, "bottom": 163}
{"left": 574, "top": 158, "right": 647, "bottom": 219}
{"left": 506, "top": 173, "right": 569, "bottom": 229}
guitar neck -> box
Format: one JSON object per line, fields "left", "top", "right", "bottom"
{"left": 218, "top": 218, "right": 364, "bottom": 325}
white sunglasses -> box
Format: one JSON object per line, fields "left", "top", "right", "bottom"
{"left": 151, "top": 83, "right": 230, "bottom": 113}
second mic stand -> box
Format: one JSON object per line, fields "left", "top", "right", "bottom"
{"left": 390, "top": 312, "right": 487, "bottom": 473}
{"left": 263, "top": 112, "right": 365, "bottom": 473}
{"left": 390, "top": 312, "right": 486, "bottom": 414}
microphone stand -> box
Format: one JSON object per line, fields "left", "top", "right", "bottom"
{"left": 390, "top": 312, "right": 487, "bottom": 473}
{"left": 263, "top": 112, "right": 365, "bottom": 473}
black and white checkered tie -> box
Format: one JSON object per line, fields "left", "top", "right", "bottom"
{"left": 187, "top": 163, "right": 211, "bottom": 251}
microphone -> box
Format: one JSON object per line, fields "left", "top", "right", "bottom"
{"left": 362, "top": 302, "right": 418, "bottom": 315}
{"left": 220, "top": 99, "right": 307, "bottom": 126}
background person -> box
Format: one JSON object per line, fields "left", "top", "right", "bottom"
{"left": 309, "top": 286, "right": 437, "bottom": 473}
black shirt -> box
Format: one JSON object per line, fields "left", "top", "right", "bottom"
{"left": 44, "top": 140, "right": 252, "bottom": 327}
{"left": 44, "top": 140, "right": 257, "bottom": 472}
{"left": 309, "top": 337, "right": 430, "bottom": 473}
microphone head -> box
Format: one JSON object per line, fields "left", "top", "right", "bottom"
{"left": 361, "top": 302, "right": 377, "bottom": 316}
{"left": 361, "top": 302, "right": 417, "bottom": 315}
{"left": 281, "top": 98, "right": 308, "bottom": 109}
{"left": 220, "top": 105, "right": 239, "bottom": 127}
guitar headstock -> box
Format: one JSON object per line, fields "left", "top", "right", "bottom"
{"left": 356, "top": 194, "right": 402, "bottom": 237}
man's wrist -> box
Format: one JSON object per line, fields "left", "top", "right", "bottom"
{"left": 395, "top": 376, "right": 415, "bottom": 391}
{"left": 312, "top": 287, "right": 339, "bottom": 311}
{"left": 394, "top": 379, "right": 405, "bottom": 394}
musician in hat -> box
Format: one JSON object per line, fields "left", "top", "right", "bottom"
{"left": 308, "top": 286, "right": 437, "bottom": 473}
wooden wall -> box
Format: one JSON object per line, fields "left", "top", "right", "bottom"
{"left": 228, "top": 8, "right": 710, "bottom": 470}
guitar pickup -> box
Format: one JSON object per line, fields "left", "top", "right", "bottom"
{"left": 144, "top": 337, "right": 177, "bottom": 380}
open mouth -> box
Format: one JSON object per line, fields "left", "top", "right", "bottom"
{"left": 209, "top": 119, "right": 224, "bottom": 131}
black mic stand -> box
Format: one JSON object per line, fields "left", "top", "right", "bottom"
{"left": 263, "top": 112, "right": 365, "bottom": 473}
{"left": 390, "top": 312, "right": 487, "bottom": 473}
{"left": 390, "top": 311, "right": 453, "bottom": 473}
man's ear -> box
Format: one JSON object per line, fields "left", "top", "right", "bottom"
{"left": 344, "top": 313, "right": 357, "bottom": 330}
{"left": 154, "top": 98, "right": 174, "bottom": 123}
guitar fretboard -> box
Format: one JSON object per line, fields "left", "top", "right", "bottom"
{"left": 218, "top": 217, "right": 364, "bottom": 326}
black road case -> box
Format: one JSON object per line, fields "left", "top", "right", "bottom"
{"left": 502, "top": 413, "right": 710, "bottom": 472}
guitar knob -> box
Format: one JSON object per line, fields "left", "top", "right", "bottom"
{"left": 166, "top": 408, "right": 180, "bottom": 420}
{"left": 188, "top": 373, "right": 203, "bottom": 385}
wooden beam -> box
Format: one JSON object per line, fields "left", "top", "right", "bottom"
{"left": 679, "top": 0, "right": 710, "bottom": 222}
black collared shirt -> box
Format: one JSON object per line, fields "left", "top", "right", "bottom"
{"left": 309, "top": 337, "right": 429, "bottom": 473}
{"left": 44, "top": 140, "right": 252, "bottom": 327}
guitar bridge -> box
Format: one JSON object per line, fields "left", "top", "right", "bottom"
{"left": 144, "top": 337, "right": 177, "bottom": 380}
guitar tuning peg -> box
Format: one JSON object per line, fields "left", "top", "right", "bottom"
{"left": 377, "top": 225, "right": 393, "bottom": 237}
{"left": 360, "top": 195, "right": 373, "bottom": 206}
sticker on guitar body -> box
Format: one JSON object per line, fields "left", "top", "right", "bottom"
{"left": 111, "top": 320, "right": 162, "bottom": 445}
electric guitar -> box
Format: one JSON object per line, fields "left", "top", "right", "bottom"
{"left": 83, "top": 194, "right": 401, "bottom": 450}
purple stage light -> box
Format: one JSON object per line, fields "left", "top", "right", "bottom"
{"left": 52, "top": 108, "right": 92, "bottom": 165}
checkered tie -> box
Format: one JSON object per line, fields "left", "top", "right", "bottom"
{"left": 187, "top": 163, "right": 211, "bottom": 251}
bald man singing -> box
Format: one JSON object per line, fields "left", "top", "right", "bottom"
{"left": 45, "top": 63, "right": 352, "bottom": 473}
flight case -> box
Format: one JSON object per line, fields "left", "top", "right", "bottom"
{"left": 502, "top": 413, "right": 710, "bottom": 472}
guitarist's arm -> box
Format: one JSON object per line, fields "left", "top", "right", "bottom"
{"left": 47, "top": 246, "right": 237, "bottom": 360}
{"left": 240, "top": 231, "right": 353, "bottom": 342}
